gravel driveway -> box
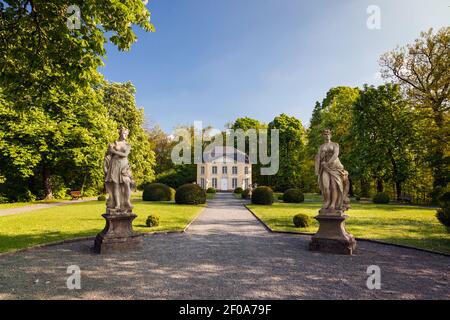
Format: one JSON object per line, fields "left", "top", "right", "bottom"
{"left": 0, "top": 193, "right": 448, "bottom": 299}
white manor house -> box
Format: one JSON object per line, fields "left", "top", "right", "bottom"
{"left": 197, "top": 146, "right": 252, "bottom": 191}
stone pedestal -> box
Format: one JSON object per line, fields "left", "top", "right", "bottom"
{"left": 309, "top": 209, "right": 356, "bottom": 255}
{"left": 94, "top": 212, "right": 142, "bottom": 254}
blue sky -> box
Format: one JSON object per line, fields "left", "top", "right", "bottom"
{"left": 101, "top": 0, "right": 450, "bottom": 133}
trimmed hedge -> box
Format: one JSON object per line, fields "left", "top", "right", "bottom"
{"left": 206, "top": 187, "right": 216, "bottom": 194}
{"left": 436, "top": 192, "right": 450, "bottom": 232}
{"left": 234, "top": 187, "right": 243, "bottom": 194}
{"left": 146, "top": 214, "right": 160, "bottom": 227}
{"left": 251, "top": 186, "right": 274, "bottom": 205}
{"left": 97, "top": 195, "right": 106, "bottom": 201}
{"left": 175, "top": 184, "right": 206, "bottom": 205}
{"left": 143, "top": 183, "right": 174, "bottom": 201}
{"left": 293, "top": 214, "right": 311, "bottom": 228}
{"left": 372, "top": 192, "right": 390, "bottom": 204}
{"left": 283, "top": 188, "right": 304, "bottom": 203}
{"left": 241, "top": 189, "right": 251, "bottom": 199}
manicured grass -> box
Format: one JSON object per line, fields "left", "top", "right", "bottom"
{"left": 0, "top": 199, "right": 203, "bottom": 253}
{"left": 247, "top": 201, "right": 450, "bottom": 254}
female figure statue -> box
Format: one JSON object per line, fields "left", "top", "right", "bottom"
{"left": 315, "top": 129, "right": 350, "bottom": 212}
{"left": 104, "top": 128, "right": 133, "bottom": 213}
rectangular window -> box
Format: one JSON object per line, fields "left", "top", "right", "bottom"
{"left": 200, "top": 178, "right": 205, "bottom": 189}
{"left": 222, "top": 166, "right": 227, "bottom": 174}
{"left": 245, "top": 166, "right": 249, "bottom": 174}
{"left": 232, "top": 178, "right": 238, "bottom": 189}
{"left": 244, "top": 178, "right": 249, "bottom": 189}
{"left": 232, "top": 166, "right": 238, "bottom": 175}
{"left": 201, "top": 166, "right": 205, "bottom": 175}
{"left": 212, "top": 166, "right": 217, "bottom": 174}
{"left": 212, "top": 178, "right": 218, "bottom": 189}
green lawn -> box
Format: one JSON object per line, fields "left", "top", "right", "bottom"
{"left": 247, "top": 201, "right": 450, "bottom": 254}
{"left": 0, "top": 199, "right": 204, "bottom": 253}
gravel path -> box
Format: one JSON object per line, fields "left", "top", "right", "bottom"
{"left": 0, "top": 193, "right": 448, "bottom": 300}
{"left": 0, "top": 199, "right": 96, "bottom": 217}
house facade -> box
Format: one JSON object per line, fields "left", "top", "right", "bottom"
{"left": 197, "top": 146, "right": 252, "bottom": 191}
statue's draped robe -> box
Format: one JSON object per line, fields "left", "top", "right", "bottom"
{"left": 316, "top": 142, "right": 350, "bottom": 211}
{"left": 104, "top": 141, "right": 132, "bottom": 211}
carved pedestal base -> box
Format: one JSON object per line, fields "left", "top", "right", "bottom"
{"left": 94, "top": 213, "right": 142, "bottom": 254}
{"left": 309, "top": 211, "right": 356, "bottom": 255}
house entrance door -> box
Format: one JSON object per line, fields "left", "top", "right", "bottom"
{"left": 220, "top": 178, "right": 228, "bottom": 191}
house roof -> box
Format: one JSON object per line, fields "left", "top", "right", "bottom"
{"left": 202, "top": 146, "right": 249, "bottom": 163}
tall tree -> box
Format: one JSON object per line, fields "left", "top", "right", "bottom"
{"left": 307, "top": 87, "right": 360, "bottom": 195}
{"left": 230, "top": 117, "right": 267, "bottom": 185}
{"left": 268, "top": 114, "right": 306, "bottom": 191}
{"left": 380, "top": 27, "right": 449, "bottom": 201}
{"left": 0, "top": 0, "right": 154, "bottom": 199}
{"left": 147, "top": 125, "right": 175, "bottom": 175}
{"left": 351, "top": 84, "right": 416, "bottom": 200}
{"left": 103, "top": 82, "right": 155, "bottom": 186}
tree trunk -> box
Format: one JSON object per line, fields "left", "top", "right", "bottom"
{"left": 348, "top": 177, "right": 354, "bottom": 197}
{"left": 376, "top": 179, "right": 383, "bottom": 193}
{"left": 360, "top": 179, "right": 370, "bottom": 197}
{"left": 396, "top": 181, "right": 402, "bottom": 201}
{"left": 42, "top": 165, "right": 53, "bottom": 200}
{"left": 430, "top": 110, "right": 449, "bottom": 203}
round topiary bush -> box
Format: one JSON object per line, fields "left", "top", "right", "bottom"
{"left": 251, "top": 186, "right": 274, "bottom": 205}
{"left": 372, "top": 192, "right": 390, "bottom": 204}
{"left": 293, "top": 214, "right": 311, "bottom": 228}
{"left": 241, "top": 188, "right": 251, "bottom": 199}
{"left": 146, "top": 214, "right": 160, "bottom": 227}
{"left": 234, "top": 187, "right": 243, "bottom": 194}
{"left": 283, "top": 188, "right": 304, "bottom": 203}
{"left": 97, "top": 195, "right": 106, "bottom": 201}
{"left": 436, "top": 192, "right": 450, "bottom": 232}
{"left": 206, "top": 187, "right": 216, "bottom": 194}
{"left": 175, "top": 184, "right": 206, "bottom": 204}
{"left": 143, "top": 183, "right": 173, "bottom": 201}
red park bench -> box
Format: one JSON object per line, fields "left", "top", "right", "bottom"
{"left": 70, "top": 190, "right": 83, "bottom": 200}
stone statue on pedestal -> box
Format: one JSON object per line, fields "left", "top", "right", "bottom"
{"left": 94, "top": 128, "right": 142, "bottom": 254}
{"left": 315, "top": 129, "right": 350, "bottom": 214}
{"left": 309, "top": 129, "right": 356, "bottom": 255}
{"left": 104, "top": 127, "right": 133, "bottom": 214}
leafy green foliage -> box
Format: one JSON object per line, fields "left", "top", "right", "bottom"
{"left": 436, "top": 192, "right": 450, "bottom": 231}
{"left": 234, "top": 187, "right": 243, "bottom": 194}
{"left": 155, "top": 165, "right": 196, "bottom": 189}
{"left": 103, "top": 82, "right": 155, "bottom": 185}
{"left": 241, "top": 188, "right": 251, "bottom": 199}
{"left": 206, "top": 187, "right": 216, "bottom": 194}
{"left": 146, "top": 214, "right": 160, "bottom": 228}
{"left": 0, "top": 1, "right": 155, "bottom": 200}
{"left": 97, "top": 195, "right": 106, "bottom": 201}
{"left": 380, "top": 27, "right": 450, "bottom": 202}
{"left": 142, "top": 183, "right": 173, "bottom": 202}
{"left": 351, "top": 84, "right": 416, "bottom": 200}
{"left": 251, "top": 186, "right": 274, "bottom": 205}
{"left": 175, "top": 184, "right": 206, "bottom": 205}
{"left": 268, "top": 114, "right": 306, "bottom": 191}
{"left": 373, "top": 192, "right": 390, "bottom": 204}
{"left": 283, "top": 188, "right": 304, "bottom": 203}
{"left": 293, "top": 213, "right": 311, "bottom": 228}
